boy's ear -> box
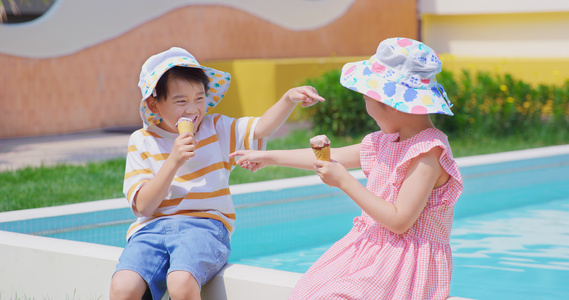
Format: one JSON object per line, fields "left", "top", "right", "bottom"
{"left": 146, "top": 97, "right": 159, "bottom": 114}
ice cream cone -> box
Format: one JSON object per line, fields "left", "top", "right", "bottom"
{"left": 312, "top": 146, "right": 330, "bottom": 161}
{"left": 310, "top": 135, "right": 331, "bottom": 161}
{"left": 176, "top": 117, "right": 194, "bottom": 134}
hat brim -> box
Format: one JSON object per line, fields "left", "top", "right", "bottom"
{"left": 340, "top": 59, "right": 453, "bottom": 116}
{"left": 139, "top": 58, "right": 231, "bottom": 128}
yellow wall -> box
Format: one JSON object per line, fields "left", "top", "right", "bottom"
{"left": 206, "top": 56, "right": 367, "bottom": 118}
{"left": 439, "top": 55, "right": 569, "bottom": 87}
{"left": 422, "top": 12, "right": 569, "bottom": 58}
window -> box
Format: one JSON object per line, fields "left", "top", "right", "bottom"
{"left": 0, "top": 0, "right": 56, "bottom": 23}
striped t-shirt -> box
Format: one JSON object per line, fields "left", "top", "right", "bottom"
{"left": 123, "top": 113, "right": 266, "bottom": 240}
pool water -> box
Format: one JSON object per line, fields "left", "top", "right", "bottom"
{"left": 234, "top": 198, "right": 569, "bottom": 299}
{"left": 450, "top": 198, "right": 569, "bottom": 299}
{"left": 1, "top": 153, "right": 568, "bottom": 299}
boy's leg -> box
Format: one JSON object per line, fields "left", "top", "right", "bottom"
{"left": 166, "top": 217, "right": 230, "bottom": 296}
{"left": 113, "top": 221, "right": 170, "bottom": 299}
{"left": 110, "top": 270, "right": 147, "bottom": 300}
{"left": 167, "top": 270, "right": 201, "bottom": 300}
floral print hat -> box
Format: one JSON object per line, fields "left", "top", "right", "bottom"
{"left": 340, "top": 37, "right": 454, "bottom": 116}
{"left": 137, "top": 47, "right": 231, "bottom": 128}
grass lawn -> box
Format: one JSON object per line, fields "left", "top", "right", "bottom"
{"left": 1, "top": 128, "right": 567, "bottom": 212}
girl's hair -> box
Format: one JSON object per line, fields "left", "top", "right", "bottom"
{"left": 154, "top": 66, "right": 210, "bottom": 101}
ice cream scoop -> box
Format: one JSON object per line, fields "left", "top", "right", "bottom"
{"left": 310, "top": 135, "right": 331, "bottom": 161}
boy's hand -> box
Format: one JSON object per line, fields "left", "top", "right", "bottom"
{"left": 286, "top": 86, "right": 325, "bottom": 107}
{"left": 314, "top": 159, "right": 349, "bottom": 188}
{"left": 229, "top": 150, "right": 268, "bottom": 173}
{"left": 170, "top": 132, "right": 197, "bottom": 167}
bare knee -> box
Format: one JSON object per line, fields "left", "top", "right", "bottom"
{"left": 110, "top": 270, "right": 148, "bottom": 300}
{"left": 167, "top": 271, "right": 201, "bottom": 300}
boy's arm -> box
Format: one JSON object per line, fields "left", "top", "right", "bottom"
{"left": 231, "top": 148, "right": 316, "bottom": 171}
{"left": 134, "top": 133, "right": 196, "bottom": 217}
{"left": 253, "top": 86, "right": 324, "bottom": 140}
{"left": 133, "top": 158, "right": 179, "bottom": 217}
{"left": 229, "top": 144, "right": 361, "bottom": 172}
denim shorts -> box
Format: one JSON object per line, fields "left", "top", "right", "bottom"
{"left": 114, "top": 217, "right": 231, "bottom": 299}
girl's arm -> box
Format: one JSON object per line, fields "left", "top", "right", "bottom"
{"left": 229, "top": 143, "right": 362, "bottom": 172}
{"left": 316, "top": 147, "right": 448, "bottom": 234}
{"left": 331, "top": 144, "right": 361, "bottom": 170}
{"left": 253, "top": 86, "right": 324, "bottom": 140}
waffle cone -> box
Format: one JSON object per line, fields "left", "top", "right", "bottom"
{"left": 177, "top": 120, "right": 194, "bottom": 134}
{"left": 312, "top": 146, "right": 330, "bottom": 161}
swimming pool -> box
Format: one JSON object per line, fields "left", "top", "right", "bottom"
{"left": 1, "top": 147, "right": 568, "bottom": 299}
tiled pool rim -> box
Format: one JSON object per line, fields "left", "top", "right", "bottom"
{"left": 2, "top": 144, "right": 569, "bottom": 299}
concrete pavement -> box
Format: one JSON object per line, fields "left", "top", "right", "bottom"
{"left": 0, "top": 129, "right": 133, "bottom": 171}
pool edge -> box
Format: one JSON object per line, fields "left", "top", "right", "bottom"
{"left": 0, "top": 230, "right": 472, "bottom": 300}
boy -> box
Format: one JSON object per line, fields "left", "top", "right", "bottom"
{"left": 110, "top": 47, "right": 323, "bottom": 300}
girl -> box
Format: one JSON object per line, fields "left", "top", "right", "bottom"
{"left": 230, "top": 38, "right": 463, "bottom": 299}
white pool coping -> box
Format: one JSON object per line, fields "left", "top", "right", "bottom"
{"left": 1, "top": 144, "right": 568, "bottom": 299}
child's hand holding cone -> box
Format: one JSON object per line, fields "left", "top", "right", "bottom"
{"left": 176, "top": 117, "right": 196, "bottom": 161}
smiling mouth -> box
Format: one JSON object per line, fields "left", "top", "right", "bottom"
{"left": 186, "top": 115, "right": 199, "bottom": 123}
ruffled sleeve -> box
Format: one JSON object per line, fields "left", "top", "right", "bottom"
{"left": 359, "top": 132, "right": 379, "bottom": 177}
{"left": 393, "top": 129, "right": 463, "bottom": 206}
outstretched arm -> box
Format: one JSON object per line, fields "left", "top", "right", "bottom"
{"left": 230, "top": 148, "right": 316, "bottom": 172}
{"left": 229, "top": 143, "right": 362, "bottom": 172}
{"left": 253, "top": 86, "right": 324, "bottom": 140}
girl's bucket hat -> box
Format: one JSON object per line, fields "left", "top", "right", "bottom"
{"left": 137, "top": 47, "right": 231, "bottom": 128}
{"left": 340, "top": 37, "right": 454, "bottom": 116}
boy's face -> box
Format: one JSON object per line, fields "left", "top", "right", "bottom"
{"left": 148, "top": 78, "right": 207, "bottom": 134}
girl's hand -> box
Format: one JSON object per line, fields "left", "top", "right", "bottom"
{"left": 286, "top": 86, "right": 325, "bottom": 107}
{"left": 229, "top": 150, "right": 268, "bottom": 173}
{"left": 314, "top": 159, "right": 350, "bottom": 188}
{"left": 170, "top": 132, "right": 197, "bottom": 168}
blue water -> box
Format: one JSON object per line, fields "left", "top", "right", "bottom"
{"left": 451, "top": 199, "right": 569, "bottom": 299}
{"left": 1, "top": 154, "right": 568, "bottom": 299}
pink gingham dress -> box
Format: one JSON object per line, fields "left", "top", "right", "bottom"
{"left": 289, "top": 128, "right": 463, "bottom": 300}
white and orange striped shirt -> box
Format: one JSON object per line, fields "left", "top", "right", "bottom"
{"left": 123, "top": 114, "right": 266, "bottom": 241}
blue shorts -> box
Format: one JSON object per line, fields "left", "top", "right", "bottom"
{"left": 114, "top": 217, "right": 231, "bottom": 299}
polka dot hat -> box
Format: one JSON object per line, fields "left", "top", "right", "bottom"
{"left": 340, "top": 37, "right": 454, "bottom": 116}
{"left": 137, "top": 47, "right": 231, "bottom": 128}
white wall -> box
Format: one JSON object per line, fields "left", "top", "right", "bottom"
{"left": 0, "top": 0, "right": 356, "bottom": 58}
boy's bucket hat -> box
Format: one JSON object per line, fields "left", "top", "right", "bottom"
{"left": 340, "top": 37, "right": 453, "bottom": 116}
{"left": 138, "top": 47, "right": 231, "bottom": 128}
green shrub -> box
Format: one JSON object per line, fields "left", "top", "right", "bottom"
{"left": 435, "top": 70, "right": 569, "bottom": 139}
{"left": 302, "top": 70, "right": 378, "bottom": 137}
